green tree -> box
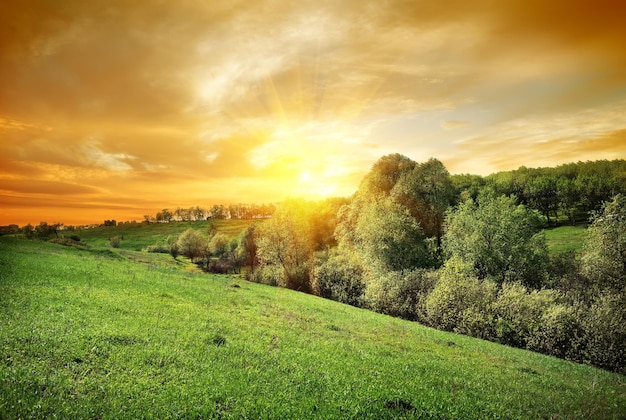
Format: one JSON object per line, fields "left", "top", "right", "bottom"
{"left": 176, "top": 229, "right": 208, "bottom": 262}
{"left": 209, "top": 233, "right": 229, "bottom": 258}
{"left": 580, "top": 194, "right": 626, "bottom": 294}
{"left": 336, "top": 154, "right": 447, "bottom": 271}
{"left": 355, "top": 198, "right": 432, "bottom": 272}
{"left": 442, "top": 193, "right": 548, "bottom": 287}
{"left": 391, "top": 157, "right": 456, "bottom": 248}
{"left": 255, "top": 200, "right": 315, "bottom": 293}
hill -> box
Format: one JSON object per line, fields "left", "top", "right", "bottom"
{"left": 0, "top": 237, "right": 623, "bottom": 418}
{"left": 73, "top": 219, "right": 254, "bottom": 250}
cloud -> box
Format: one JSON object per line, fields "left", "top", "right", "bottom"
{"left": 0, "top": 0, "right": 625, "bottom": 224}
{"left": 441, "top": 120, "right": 470, "bottom": 129}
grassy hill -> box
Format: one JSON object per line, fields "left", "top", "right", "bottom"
{"left": 0, "top": 237, "right": 624, "bottom": 419}
{"left": 73, "top": 219, "right": 254, "bottom": 250}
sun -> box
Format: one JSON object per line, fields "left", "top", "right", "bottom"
{"left": 295, "top": 170, "right": 338, "bottom": 198}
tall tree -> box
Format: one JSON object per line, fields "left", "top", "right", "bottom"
{"left": 255, "top": 200, "right": 316, "bottom": 293}
{"left": 391, "top": 158, "right": 456, "bottom": 248}
{"left": 442, "top": 193, "right": 548, "bottom": 288}
{"left": 580, "top": 194, "right": 626, "bottom": 294}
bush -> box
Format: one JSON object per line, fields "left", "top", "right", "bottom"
{"left": 176, "top": 229, "right": 209, "bottom": 262}
{"left": 580, "top": 293, "right": 626, "bottom": 374}
{"left": 143, "top": 243, "right": 170, "bottom": 253}
{"left": 493, "top": 283, "right": 560, "bottom": 348}
{"left": 109, "top": 236, "right": 122, "bottom": 248}
{"left": 425, "top": 256, "right": 497, "bottom": 337}
{"left": 209, "top": 233, "right": 230, "bottom": 258}
{"left": 314, "top": 250, "right": 365, "bottom": 307}
{"left": 364, "top": 269, "right": 438, "bottom": 322}
{"left": 248, "top": 264, "right": 281, "bottom": 287}
{"left": 527, "top": 303, "right": 583, "bottom": 360}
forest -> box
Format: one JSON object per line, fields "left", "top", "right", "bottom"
{"left": 8, "top": 156, "right": 626, "bottom": 373}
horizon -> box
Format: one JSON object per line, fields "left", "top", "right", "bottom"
{"left": 2, "top": 1, "right": 625, "bottom": 226}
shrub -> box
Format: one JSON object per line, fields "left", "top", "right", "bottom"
{"left": 248, "top": 264, "right": 281, "bottom": 287}
{"left": 109, "top": 236, "right": 122, "bottom": 248}
{"left": 493, "top": 283, "right": 560, "bottom": 348}
{"left": 527, "top": 303, "right": 583, "bottom": 360}
{"left": 176, "top": 229, "right": 209, "bottom": 262}
{"left": 314, "top": 250, "right": 365, "bottom": 307}
{"left": 580, "top": 293, "right": 626, "bottom": 374}
{"left": 209, "top": 233, "right": 230, "bottom": 258}
{"left": 426, "top": 256, "right": 497, "bottom": 337}
{"left": 143, "top": 243, "right": 170, "bottom": 253}
{"left": 364, "top": 269, "right": 438, "bottom": 322}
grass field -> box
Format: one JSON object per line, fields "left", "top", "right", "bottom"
{"left": 74, "top": 219, "right": 255, "bottom": 250}
{"left": 544, "top": 224, "right": 588, "bottom": 253}
{"left": 1, "top": 237, "right": 624, "bottom": 419}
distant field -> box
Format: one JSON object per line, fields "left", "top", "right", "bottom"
{"left": 544, "top": 224, "right": 588, "bottom": 253}
{"left": 75, "top": 219, "right": 255, "bottom": 250}
{"left": 1, "top": 237, "right": 624, "bottom": 419}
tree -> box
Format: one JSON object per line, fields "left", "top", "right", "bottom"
{"left": 580, "top": 194, "right": 626, "bottom": 294}
{"left": 442, "top": 193, "right": 548, "bottom": 287}
{"left": 161, "top": 208, "right": 173, "bottom": 223}
{"left": 191, "top": 206, "right": 206, "bottom": 221}
{"left": 176, "top": 229, "right": 208, "bottom": 262}
{"left": 354, "top": 198, "right": 432, "bottom": 272}
{"left": 336, "top": 154, "right": 449, "bottom": 271}
{"left": 391, "top": 158, "right": 456, "bottom": 248}
{"left": 255, "top": 200, "right": 315, "bottom": 293}
{"left": 209, "top": 233, "right": 229, "bottom": 258}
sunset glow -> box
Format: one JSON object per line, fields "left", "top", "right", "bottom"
{"left": 1, "top": 1, "right": 625, "bottom": 225}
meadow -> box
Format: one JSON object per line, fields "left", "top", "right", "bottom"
{"left": 1, "top": 234, "right": 624, "bottom": 419}
{"left": 74, "top": 219, "right": 254, "bottom": 251}
{"left": 544, "top": 224, "right": 589, "bottom": 253}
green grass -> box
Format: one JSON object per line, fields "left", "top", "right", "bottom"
{"left": 544, "top": 224, "right": 589, "bottom": 253}
{"left": 73, "top": 219, "right": 255, "bottom": 250}
{"left": 1, "top": 238, "right": 624, "bottom": 419}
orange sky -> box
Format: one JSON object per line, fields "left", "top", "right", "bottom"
{"left": 1, "top": 0, "right": 625, "bottom": 226}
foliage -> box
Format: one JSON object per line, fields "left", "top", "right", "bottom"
{"left": 255, "top": 200, "right": 316, "bottom": 293}
{"left": 354, "top": 198, "right": 432, "bottom": 271}
{"left": 364, "top": 268, "right": 438, "bottom": 323}
{"left": 442, "top": 193, "right": 548, "bottom": 287}
{"left": 580, "top": 194, "right": 626, "bottom": 294}
{"left": 314, "top": 249, "right": 365, "bottom": 307}
{"left": 108, "top": 235, "right": 122, "bottom": 248}
{"left": 426, "top": 256, "right": 497, "bottom": 337}
{"left": 580, "top": 293, "right": 626, "bottom": 374}
{"left": 176, "top": 229, "right": 208, "bottom": 262}
{"left": 492, "top": 283, "right": 561, "bottom": 348}
{"left": 208, "top": 232, "right": 230, "bottom": 258}
{"left": 337, "top": 154, "right": 453, "bottom": 270}
{"left": 391, "top": 157, "right": 456, "bottom": 247}
{"left": 527, "top": 303, "right": 583, "bottom": 360}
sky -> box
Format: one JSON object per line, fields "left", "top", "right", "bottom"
{"left": 1, "top": 0, "right": 625, "bottom": 226}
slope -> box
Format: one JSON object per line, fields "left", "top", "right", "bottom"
{"left": 0, "top": 237, "right": 623, "bottom": 419}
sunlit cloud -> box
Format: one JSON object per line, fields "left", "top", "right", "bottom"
{"left": 0, "top": 0, "right": 625, "bottom": 224}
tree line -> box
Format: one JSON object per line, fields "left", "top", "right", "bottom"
{"left": 143, "top": 203, "right": 276, "bottom": 224}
